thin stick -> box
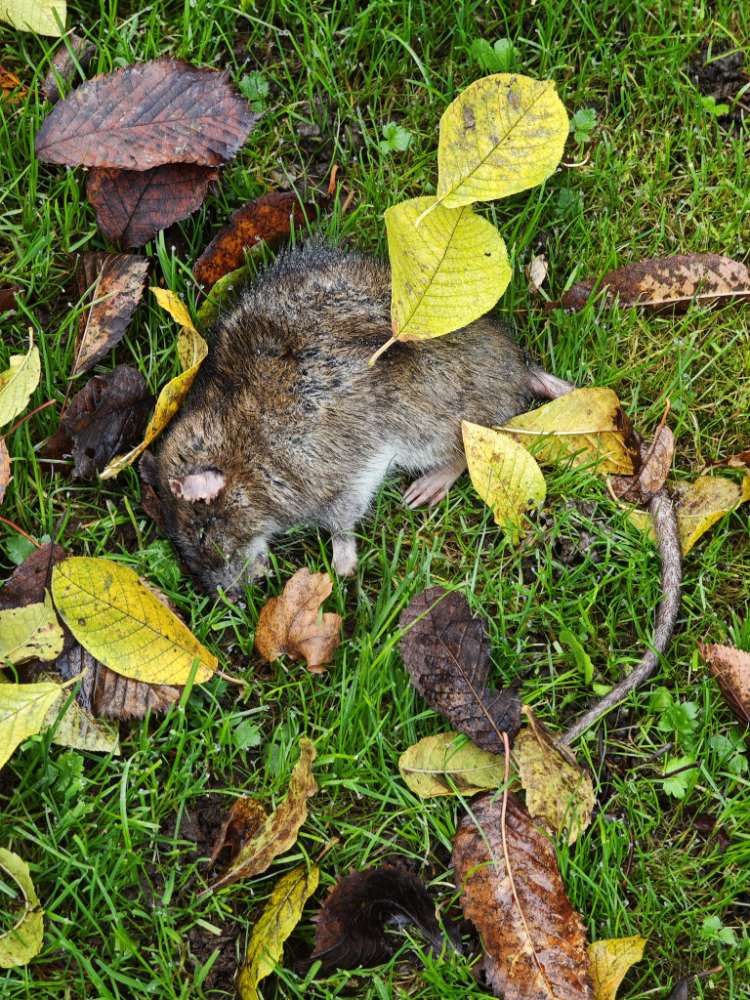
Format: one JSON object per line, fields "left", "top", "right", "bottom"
{"left": 0, "top": 514, "right": 40, "bottom": 548}
{"left": 214, "top": 668, "right": 246, "bottom": 687}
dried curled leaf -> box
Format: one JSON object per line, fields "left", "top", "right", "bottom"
{"left": 51, "top": 557, "right": 216, "bottom": 685}
{"left": 589, "top": 936, "right": 646, "bottom": 1000}
{"left": 237, "top": 864, "right": 320, "bottom": 1000}
{"left": 399, "top": 731, "right": 504, "bottom": 798}
{"left": 254, "top": 568, "right": 341, "bottom": 673}
{"left": 0, "top": 333, "right": 40, "bottom": 430}
{"left": 0, "top": 681, "right": 61, "bottom": 771}
{"left": 42, "top": 31, "right": 95, "bottom": 103}
{"left": 0, "top": 848, "right": 43, "bottom": 969}
{"left": 0, "top": 596, "right": 64, "bottom": 665}
{"left": 463, "top": 420, "right": 546, "bottom": 534}
{"left": 504, "top": 387, "right": 637, "bottom": 475}
{"left": 610, "top": 425, "right": 674, "bottom": 504}
{"left": 1, "top": 0, "right": 65, "bottom": 36}
{"left": 209, "top": 797, "right": 268, "bottom": 866}
{"left": 399, "top": 587, "right": 521, "bottom": 752}
{"left": 698, "top": 642, "right": 750, "bottom": 724}
{"left": 453, "top": 792, "right": 593, "bottom": 999}
{"left": 207, "top": 739, "right": 317, "bottom": 893}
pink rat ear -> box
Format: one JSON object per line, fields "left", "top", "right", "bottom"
{"left": 168, "top": 469, "right": 226, "bottom": 503}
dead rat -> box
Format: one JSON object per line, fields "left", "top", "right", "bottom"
{"left": 141, "top": 241, "right": 682, "bottom": 740}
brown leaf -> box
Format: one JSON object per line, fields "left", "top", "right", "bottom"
{"left": 194, "top": 191, "right": 313, "bottom": 287}
{"left": 1, "top": 65, "right": 27, "bottom": 102}
{"left": 208, "top": 798, "right": 268, "bottom": 866}
{"left": 559, "top": 254, "right": 750, "bottom": 312}
{"left": 611, "top": 425, "right": 674, "bottom": 504}
{"left": 0, "top": 286, "right": 20, "bottom": 313}
{"left": 254, "top": 568, "right": 341, "bottom": 673}
{"left": 309, "top": 864, "right": 456, "bottom": 973}
{"left": 35, "top": 58, "right": 258, "bottom": 169}
{"left": 42, "top": 33, "right": 96, "bottom": 104}
{"left": 526, "top": 253, "right": 548, "bottom": 295}
{"left": 399, "top": 587, "right": 521, "bottom": 752}
{"left": 453, "top": 792, "right": 593, "bottom": 999}
{"left": 87, "top": 164, "right": 218, "bottom": 247}
{"left": 698, "top": 642, "right": 750, "bottom": 724}
{"left": 0, "top": 543, "right": 66, "bottom": 611}
{"left": 72, "top": 253, "right": 149, "bottom": 375}
{"left": 0, "top": 438, "right": 9, "bottom": 502}
{"left": 708, "top": 448, "right": 750, "bottom": 469}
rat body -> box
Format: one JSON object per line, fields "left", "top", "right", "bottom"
{"left": 143, "top": 242, "right": 570, "bottom": 592}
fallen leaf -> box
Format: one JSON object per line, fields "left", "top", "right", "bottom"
{"left": 399, "top": 587, "right": 521, "bottom": 752}
{"left": 0, "top": 681, "right": 62, "bottom": 770}
{"left": 254, "top": 568, "right": 341, "bottom": 673}
{"left": 436, "top": 74, "right": 568, "bottom": 209}
{"left": 559, "top": 254, "right": 750, "bottom": 312}
{"left": 0, "top": 543, "right": 66, "bottom": 610}
{"left": 51, "top": 556, "right": 216, "bottom": 685}
{"left": 0, "top": 286, "right": 20, "bottom": 313}
{"left": 207, "top": 738, "right": 317, "bottom": 893}
{"left": 194, "top": 191, "right": 313, "bottom": 288}
{"left": 0, "top": 596, "right": 64, "bottom": 666}
{"left": 0, "top": 0, "right": 65, "bottom": 36}
{"left": 35, "top": 58, "right": 257, "bottom": 169}
{"left": 0, "top": 437, "right": 9, "bottom": 501}
{"left": 0, "top": 848, "right": 43, "bottom": 969}
{"left": 526, "top": 254, "right": 548, "bottom": 294}
{"left": 0, "top": 65, "right": 26, "bottom": 101}
{"left": 385, "top": 196, "right": 510, "bottom": 340}
{"left": 399, "top": 731, "right": 504, "bottom": 798}
{"left": 611, "top": 425, "right": 674, "bottom": 504}
{"left": 195, "top": 263, "right": 251, "bottom": 328}
{"left": 87, "top": 164, "right": 218, "bottom": 247}
{"left": 589, "top": 936, "right": 646, "bottom": 1000}
{"left": 463, "top": 420, "right": 546, "bottom": 534}
{"left": 453, "top": 791, "right": 593, "bottom": 999}
{"left": 41, "top": 679, "right": 120, "bottom": 754}
{"left": 698, "top": 642, "right": 750, "bottom": 724}
{"left": 237, "top": 864, "right": 320, "bottom": 1000}
{"left": 513, "top": 708, "right": 595, "bottom": 844}
{"left": 209, "top": 797, "right": 268, "bottom": 866}
{"left": 72, "top": 253, "right": 149, "bottom": 375}
{"left": 709, "top": 448, "right": 750, "bottom": 469}
{"left": 42, "top": 31, "right": 95, "bottom": 103}
{"left": 0, "top": 333, "right": 40, "bottom": 430}
{"left": 504, "top": 387, "right": 638, "bottom": 475}
{"left": 310, "top": 864, "right": 453, "bottom": 973}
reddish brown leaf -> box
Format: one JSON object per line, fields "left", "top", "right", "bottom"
{"left": 698, "top": 642, "right": 750, "bottom": 724}
{"left": 42, "top": 33, "right": 96, "bottom": 104}
{"left": 1, "top": 65, "right": 27, "bottom": 101}
{"left": 708, "top": 448, "right": 750, "bottom": 469}
{"left": 0, "top": 543, "right": 66, "bottom": 610}
{"left": 0, "top": 286, "right": 20, "bottom": 313}
{"left": 453, "top": 792, "right": 593, "bottom": 1000}
{"left": 559, "top": 254, "right": 750, "bottom": 312}
{"left": 87, "top": 164, "right": 218, "bottom": 247}
{"left": 399, "top": 587, "right": 521, "bottom": 752}
{"left": 254, "top": 568, "right": 341, "bottom": 673}
{"left": 193, "top": 191, "right": 313, "bottom": 287}
{"left": 35, "top": 58, "right": 258, "bottom": 169}
{"left": 0, "top": 437, "right": 9, "bottom": 502}
{"left": 611, "top": 424, "right": 674, "bottom": 504}
{"left": 72, "top": 253, "right": 149, "bottom": 375}
{"left": 208, "top": 798, "right": 267, "bottom": 866}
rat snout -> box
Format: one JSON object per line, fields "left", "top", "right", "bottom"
{"left": 195, "top": 535, "right": 271, "bottom": 596}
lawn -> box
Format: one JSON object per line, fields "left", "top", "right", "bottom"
{"left": 1, "top": 1, "right": 749, "bottom": 998}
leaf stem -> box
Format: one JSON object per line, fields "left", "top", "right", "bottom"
{"left": 368, "top": 336, "right": 396, "bottom": 367}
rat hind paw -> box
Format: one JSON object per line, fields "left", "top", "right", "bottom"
{"left": 332, "top": 534, "right": 358, "bottom": 576}
{"left": 403, "top": 458, "right": 467, "bottom": 509}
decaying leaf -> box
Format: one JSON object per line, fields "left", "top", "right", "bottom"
{"left": 399, "top": 731, "right": 504, "bottom": 798}
{"left": 0, "top": 0, "right": 65, "bottom": 36}
{"left": 41, "top": 679, "right": 120, "bottom": 754}
{"left": 589, "top": 936, "right": 646, "bottom": 1000}
{"left": 1, "top": 65, "right": 26, "bottom": 101}
{"left": 399, "top": 587, "right": 521, "bottom": 752}
{"left": 310, "top": 863, "right": 453, "bottom": 973}
{"left": 51, "top": 556, "right": 216, "bottom": 685}
{"left": 194, "top": 191, "right": 312, "bottom": 288}
{"left": 42, "top": 31, "right": 96, "bottom": 103}
{"left": 513, "top": 708, "right": 595, "bottom": 844}
{"left": 195, "top": 263, "right": 251, "bottom": 328}
{"left": 254, "top": 568, "right": 341, "bottom": 673}
{"left": 698, "top": 642, "right": 750, "bottom": 724}
{"left": 436, "top": 74, "right": 568, "bottom": 210}
{"left": 385, "top": 196, "right": 510, "bottom": 340}
{"left": 709, "top": 448, "right": 750, "bottom": 469}
{"left": 0, "top": 437, "right": 9, "bottom": 501}
{"left": 87, "top": 164, "right": 218, "bottom": 247}
{"left": 209, "top": 797, "right": 268, "bottom": 866}
{"left": 0, "top": 848, "right": 43, "bottom": 969}
{"left": 559, "top": 253, "right": 750, "bottom": 312}
{"left": 237, "top": 864, "right": 320, "bottom": 1000}
{"left": 453, "top": 791, "right": 593, "bottom": 999}
{"left": 504, "top": 387, "right": 637, "bottom": 475}
{"left": 526, "top": 254, "right": 548, "bottom": 295}
{"left": 0, "top": 596, "right": 64, "bottom": 666}
{"left": 0, "top": 286, "right": 20, "bottom": 314}
{"left": 0, "top": 543, "right": 65, "bottom": 611}
{"left": 207, "top": 738, "right": 317, "bottom": 893}
{"left": 72, "top": 253, "right": 149, "bottom": 375}
{"left": 463, "top": 420, "right": 546, "bottom": 533}
{"left": 35, "top": 58, "right": 257, "bottom": 169}
{"left": 610, "top": 424, "right": 674, "bottom": 504}
{"left": 0, "top": 333, "right": 40, "bottom": 430}
{"left": 0, "top": 681, "right": 62, "bottom": 770}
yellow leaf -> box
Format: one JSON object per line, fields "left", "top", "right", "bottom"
{"left": 0, "top": 848, "right": 43, "bottom": 969}
{"left": 399, "top": 731, "right": 504, "bottom": 798}
{"left": 237, "top": 864, "right": 320, "bottom": 1000}
{"left": 208, "top": 738, "right": 317, "bottom": 893}
{"left": 0, "top": 596, "right": 64, "bottom": 666}
{"left": 386, "top": 196, "right": 510, "bottom": 340}
{"left": 462, "top": 420, "right": 546, "bottom": 534}
{"left": 50, "top": 557, "right": 216, "bottom": 685}
{"left": 513, "top": 707, "right": 595, "bottom": 845}
{"left": 504, "top": 387, "right": 637, "bottom": 475}
{"left": 0, "top": 332, "right": 40, "bottom": 430}
{"left": 0, "top": 0, "right": 65, "bottom": 36}
{"left": 150, "top": 287, "right": 199, "bottom": 335}
{"left": 589, "top": 936, "right": 646, "bottom": 1000}
{"left": 43, "top": 686, "right": 120, "bottom": 755}
{"left": 0, "top": 681, "right": 61, "bottom": 771}
{"left": 437, "top": 74, "right": 568, "bottom": 210}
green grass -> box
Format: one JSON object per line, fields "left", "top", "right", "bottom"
{"left": 2, "top": 1, "right": 750, "bottom": 997}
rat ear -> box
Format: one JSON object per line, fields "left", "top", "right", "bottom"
{"left": 169, "top": 469, "right": 226, "bottom": 503}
